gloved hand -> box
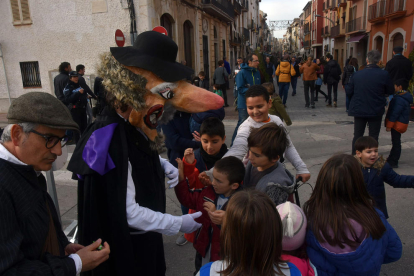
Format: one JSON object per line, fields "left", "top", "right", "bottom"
{"left": 159, "top": 156, "right": 179, "bottom": 188}
{"left": 179, "top": 212, "right": 202, "bottom": 233}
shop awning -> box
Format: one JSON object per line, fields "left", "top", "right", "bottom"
{"left": 347, "top": 34, "right": 367, "bottom": 43}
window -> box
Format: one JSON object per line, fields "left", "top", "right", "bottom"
{"left": 20, "top": 61, "right": 41, "bottom": 88}
{"left": 10, "top": 0, "right": 32, "bottom": 25}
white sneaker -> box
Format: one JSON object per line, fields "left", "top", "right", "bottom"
{"left": 175, "top": 234, "right": 188, "bottom": 246}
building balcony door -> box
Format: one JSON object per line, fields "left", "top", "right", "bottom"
{"left": 184, "top": 20, "right": 194, "bottom": 69}
{"left": 203, "top": 35, "right": 210, "bottom": 81}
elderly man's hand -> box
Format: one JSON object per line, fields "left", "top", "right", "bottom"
{"left": 65, "top": 243, "right": 84, "bottom": 255}
{"left": 77, "top": 239, "right": 110, "bottom": 272}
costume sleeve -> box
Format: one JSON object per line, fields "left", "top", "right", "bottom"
{"left": 382, "top": 163, "right": 414, "bottom": 188}
{"left": 0, "top": 189, "right": 77, "bottom": 276}
{"left": 126, "top": 161, "right": 182, "bottom": 236}
{"left": 78, "top": 77, "right": 97, "bottom": 99}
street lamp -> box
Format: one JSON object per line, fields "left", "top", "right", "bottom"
{"left": 315, "top": 14, "right": 335, "bottom": 25}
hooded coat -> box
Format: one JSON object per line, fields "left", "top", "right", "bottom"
{"left": 323, "top": 59, "right": 342, "bottom": 84}
{"left": 235, "top": 64, "right": 261, "bottom": 109}
{"left": 276, "top": 61, "right": 296, "bottom": 83}
{"left": 385, "top": 91, "right": 414, "bottom": 133}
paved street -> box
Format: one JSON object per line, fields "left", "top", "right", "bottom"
{"left": 2, "top": 80, "right": 412, "bottom": 275}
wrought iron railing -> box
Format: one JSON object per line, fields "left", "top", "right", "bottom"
{"left": 20, "top": 61, "right": 41, "bottom": 88}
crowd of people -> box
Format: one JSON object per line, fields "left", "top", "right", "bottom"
{"left": 0, "top": 28, "right": 413, "bottom": 276}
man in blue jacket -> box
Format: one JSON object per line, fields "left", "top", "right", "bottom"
{"left": 347, "top": 50, "right": 394, "bottom": 155}
{"left": 231, "top": 53, "right": 261, "bottom": 145}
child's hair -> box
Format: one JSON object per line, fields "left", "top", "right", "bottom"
{"left": 198, "top": 71, "right": 205, "bottom": 77}
{"left": 261, "top": 82, "right": 275, "bottom": 95}
{"left": 354, "top": 136, "right": 378, "bottom": 153}
{"left": 220, "top": 190, "right": 286, "bottom": 276}
{"left": 303, "top": 154, "right": 386, "bottom": 248}
{"left": 214, "top": 156, "right": 245, "bottom": 185}
{"left": 248, "top": 123, "right": 289, "bottom": 160}
{"left": 213, "top": 84, "right": 221, "bottom": 90}
{"left": 245, "top": 85, "right": 270, "bottom": 102}
{"left": 200, "top": 117, "right": 225, "bottom": 139}
{"left": 394, "top": 78, "right": 409, "bottom": 90}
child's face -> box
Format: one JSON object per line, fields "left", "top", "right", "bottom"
{"left": 201, "top": 134, "right": 226, "bottom": 156}
{"left": 246, "top": 96, "right": 272, "bottom": 123}
{"left": 212, "top": 169, "right": 239, "bottom": 197}
{"left": 249, "top": 147, "right": 278, "bottom": 170}
{"left": 199, "top": 75, "right": 205, "bottom": 80}
{"left": 356, "top": 147, "right": 379, "bottom": 167}
{"left": 394, "top": 84, "right": 402, "bottom": 92}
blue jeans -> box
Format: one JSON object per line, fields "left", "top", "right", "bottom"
{"left": 291, "top": 77, "right": 298, "bottom": 95}
{"left": 279, "top": 82, "right": 290, "bottom": 105}
{"left": 231, "top": 108, "right": 249, "bottom": 146}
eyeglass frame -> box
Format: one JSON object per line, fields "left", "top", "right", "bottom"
{"left": 29, "top": 130, "right": 69, "bottom": 149}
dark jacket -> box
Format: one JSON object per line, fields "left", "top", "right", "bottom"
{"left": 360, "top": 157, "right": 414, "bottom": 218}
{"left": 385, "top": 54, "right": 413, "bottom": 81}
{"left": 323, "top": 59, "right": 342, "bottom": 84}
{"left": 235, "top": 64, "right": 261, "bottom": 109}
{"left": 307, "top": 209, "right": 402, "bottom": 276}
{"left": 213, "top": 67, "right": 229, "bottom": 85}
{"left": 347, "top": 64, "right": 394, "bottom": 118}
{"left": 78, "top": 75, "right": 97, "bottom": 99}
{"left": 342, "top": 65, "right": 358, "bottom": 86}
{"left": 0, "top": 158, "right": 75, "bottom": 276}
{"left": 291, "top": 62, "right": 300, "bottom": 77}
{"left": 192, "top": 107, "right": 225, "bottom": 124}
{"left": 223, "top": 60, "right": 231, "bottom": 75}
{"left": 161, "top": 111, "right": 200, "bottom": 167}
{"left": 63, "top": 81, "right": 88, "bottom": 108}
{"left": 53, "top": 71, "right": 69, "bottom": 103}
{"left": 385, "top": 91, "right": 414, "bottom": 133}
{"left": 193, "top": 77, "right": 210, "bottom": 90}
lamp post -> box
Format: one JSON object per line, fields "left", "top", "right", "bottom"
{"left": 315, "top": 14, "right": 336, "bottom": 25}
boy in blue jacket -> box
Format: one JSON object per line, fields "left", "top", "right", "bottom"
{"left": 385, "top": 78, "right": 414, "bottom": 168}
{"left": 355, "top": 136, "right": 414, "bottom": 218}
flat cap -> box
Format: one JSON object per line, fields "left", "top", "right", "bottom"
{"left": 7, "top": 92, "right": 79, "bottom": 131}
{"left": 393, "top": 46, "right": 403, "bottom": 53}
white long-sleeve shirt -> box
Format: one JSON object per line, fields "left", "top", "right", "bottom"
{"left": 225, "top": 115, "right": 309, "bottom": 174}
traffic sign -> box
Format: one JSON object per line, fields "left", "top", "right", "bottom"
{"left": 153, "top": 26, "right": 168, "bottom": 36}
{"left": 115, "top": 29, "right": 125, "bottom": 47}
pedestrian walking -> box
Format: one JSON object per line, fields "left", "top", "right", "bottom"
{"left": 342, "top": 58, "right": 359, "bottom": 112}
{"left": 385, "top": 46, "right": 413, "bottom": 82}
{"left": 0, "top": 92, "right": 110, "bottom": 275}
{"left": 347, "top": 50, "right": 394, "bottom": 155}
{"left": 314, "top": 58, "right": 328, "bottom": 102}
{"left": 213, "top": 60, "right": 229, "bottom": 107}
{"left": 223, "top": 57, "right": 231, "bottom": 89}
{"left": 276, "top": 54, "right": 296, "bottom": 107}
{"left": 264, "top": 56, "right": 276, "bottom": 86}
{"left": 324, "top": 54, "right": 342, "bottom": 107}
{"left": 291, "top": 57, "right": 300, "bottom": 96}
{"left": 76, "top": 64, "right": 97, "bottom": 125}
{"left": 53, "top": 61, "right": 71, "bottom": 103}
{"left": 299, "top": 56, "right": 319, "bottom": 108}
{"left": 233, "top": 57, "right": 243, "bottom": 99}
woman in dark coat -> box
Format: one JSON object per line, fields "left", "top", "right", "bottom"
{"left": 342, "top": 58, "right": 359, "bottom": 112}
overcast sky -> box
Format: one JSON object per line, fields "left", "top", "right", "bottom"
{"left": 260, "top": 0, "right": 310, "bottom": 38}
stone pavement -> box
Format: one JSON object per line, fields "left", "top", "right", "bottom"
{"left": 1, "top": 80, "right": 414, "bottom": 275}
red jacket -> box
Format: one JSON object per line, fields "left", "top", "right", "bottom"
{"left": 174, "top": 159, "right": 226, "bottom": 261}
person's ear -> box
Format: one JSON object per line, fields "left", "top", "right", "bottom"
{"left": 10, "top": 124, "right": 25, "bottom": 147}
{"left": 222, "top": 135, "right": 226, "bottom": 144}
{"left": 356, "top": 150, "right": 362, "bottom": 158}
{"left": 271, "top": 155, "right": 280, "bottom": 163}
{"left": 230, "top": 183, "right": 239, "bottom": 191}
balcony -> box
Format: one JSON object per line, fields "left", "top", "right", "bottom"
{"left": 323, "top": 2, "right": 328, "bottom": 12}
{"left": 242, "top": 27, "right": 250, "bottom": 41}
{"left": 384, "top": 0, "right": 406, "bottom": 20}
{"left": 331, "top": 24, "right": 344, "bottom": 38}
{"left": 304, "top": 40, "right": 311, "bottom": 48}
{"left": 330, "top": 0, "right": 337, "bottom": 10}
{"left": 346, "top": 17, "right": 366, "bottom": 34}
{"left": 241, "top": 0, "right": 248, "bottom": 11}
{"left": 201, "top": 0, "right": 234, "bottom": 22}
{"left": 230, "top": 32, "right": 241, "bottom": 45}
{"left": 304, "top": 23, "right": 310, "bottom": 35}
{"left": 368, "top": 1, "right": 386, "bottom": 23}
{"left": 338, "top": 0, "right": 346, "bottom": 7}
{"left": 324, "top": 25, "right": 330, "bottom": 37}
{"left": 234, "top": 1, "right": 242, "bottom": 15}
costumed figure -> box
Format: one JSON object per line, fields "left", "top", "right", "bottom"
{"left": 67, "top": 31, "right": 224, "bottom": 276}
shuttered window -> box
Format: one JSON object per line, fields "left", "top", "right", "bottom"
{"left": 10, "top": 0, "right": 32, "bottom": 25}
{"left": 20, "top": 62, "right": 41, "bottom": 88}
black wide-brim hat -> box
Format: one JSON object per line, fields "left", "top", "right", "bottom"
{"left": 110, "top": 31, "right": 194, "bottom": 82}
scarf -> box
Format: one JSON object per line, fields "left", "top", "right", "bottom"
{"left": 200, "top": 144, "right": 228, "bottom": 170}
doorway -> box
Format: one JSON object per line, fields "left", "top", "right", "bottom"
{"left": 203, "top": 36, "right": 209, "bottom": 81}
{"left": 183, "top": 20, "right": 194, "bottom": 69}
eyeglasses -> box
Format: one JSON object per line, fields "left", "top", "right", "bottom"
{"left": 30, "top": 130, "right": 69, "bottom": 149}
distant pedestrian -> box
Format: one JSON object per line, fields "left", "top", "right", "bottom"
{"left": 223, "top": 57, "right": 231, "bottom": 88}
{"left": 213, "top": 60, "right": 229, "bottom": 107}
{"left": 264, "top": 56, "right": 276, "bottom": 85}
{"left": 385, "top": 46, "right": 413, "bottom": 82}
{"left": 345, "top": 55, "right": 352, "bottom": 67}
{"left": 233, "top": 57, "right": 243, "bottom": 99}
{"left": 342, "top": 58, "right": 359, "bottom": 112}
{"left": 63, "top": 71, "right": 88, "bottom": 142}
{"left": 299, "top": 56, "right": 319, "bottom": 108}
{"left": 314, "top": 58, "right": 328, "bottom": 102}
{"left": 275, "top": 57, "right": 281, "bottom": 86}
{"left": 276, "top": 54, "right": 296, "bottom": 107}
{"left": 93, "top": 76, "right": 106, "bottom": 116}
{"left": 347, "top": 50, "right": 394, "bottom": 155}
{"left": 53, "top": 62, "right": 71, "bottom": 103}
{"left": 324, "top": 54, "right": 342, "bottom": 107}
{"left": 76, "top": 64, "right": 97, "bottom": 125}
{"left": 385, "top": 79, "right": 413, "bottom": 168}
{"left": 193, "top": 71, "right": 209, "bottom": 90}
{"left": 291, "top": 57, "right": 300, "bottom": 96}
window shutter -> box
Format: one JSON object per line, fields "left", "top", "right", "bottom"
{"left": 10, "top": 0, "right": 21, "bottom": 24}
{"left": 20, "top": 0, "right": 31, "bottom": 22}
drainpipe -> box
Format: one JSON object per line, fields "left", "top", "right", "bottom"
{"left": 0, "top": 44, "right": 11, "bottom": 105}
{"left": 127, "top": 0, "right": 138, "bottom": 44}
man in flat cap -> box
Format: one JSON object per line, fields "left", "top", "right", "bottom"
{"left": 0, "top": 92, "right": 110, "bottom": 276}
{"left": 385, "top": 46, "right": 413, "bottom": 82}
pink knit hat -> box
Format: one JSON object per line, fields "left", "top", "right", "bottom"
{"left": 276, "top": 201, "right": 307, "bottom": 251}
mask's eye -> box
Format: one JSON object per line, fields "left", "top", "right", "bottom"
{"left": 159, "top": 87, "right": 174, "bottom": 99}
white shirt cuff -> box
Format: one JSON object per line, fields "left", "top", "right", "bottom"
{"left": 69, "top": 254, "right": 82, "bottom": 276}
